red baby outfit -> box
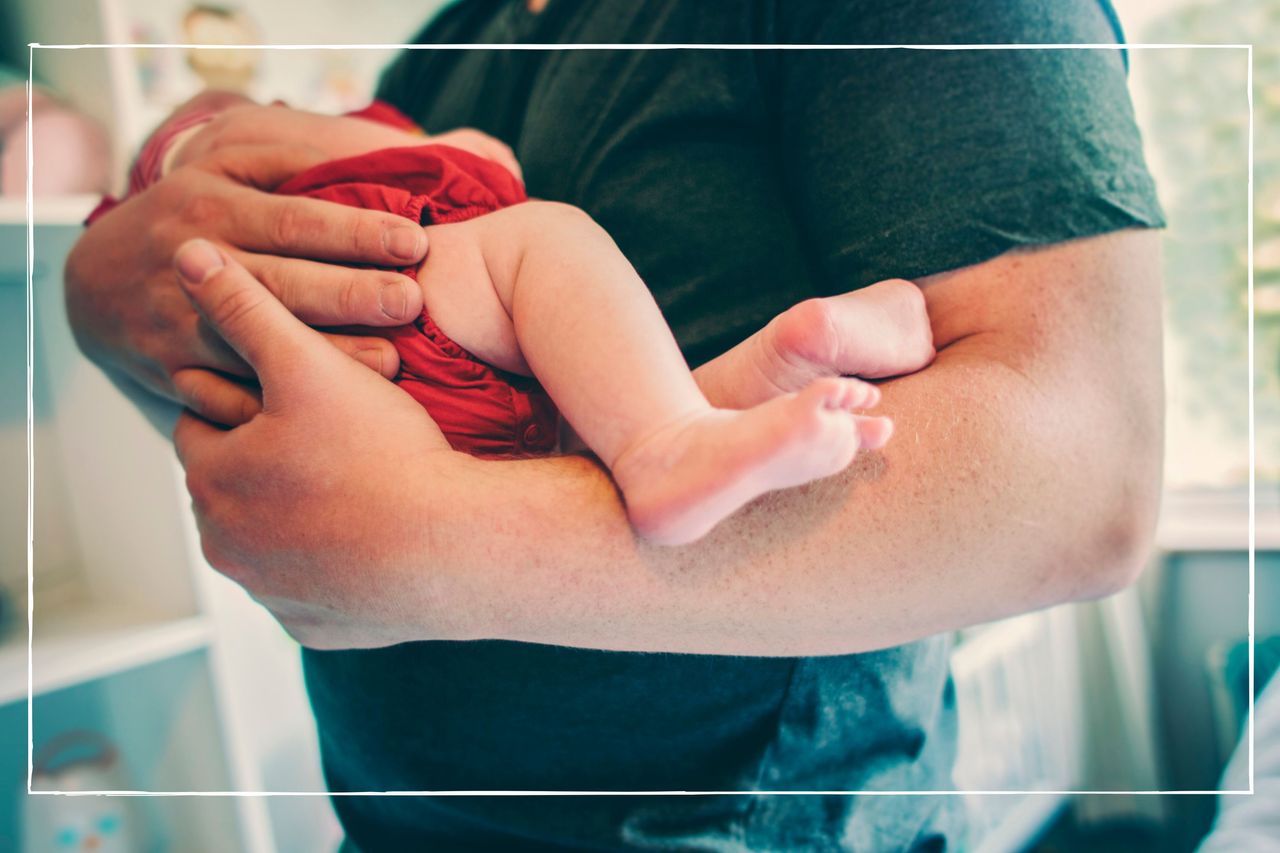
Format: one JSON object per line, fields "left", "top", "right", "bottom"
{"left": 90, "top": 101, "right": 559, "bottom": 458}
{"left": 274, "top": 141, "right": 559, "bottom": 457}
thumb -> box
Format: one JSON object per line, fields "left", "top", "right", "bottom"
{"left": 174, "top": 238, "right": 334, "bottom": 390}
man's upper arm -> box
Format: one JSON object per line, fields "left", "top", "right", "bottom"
{"left": 428, "top": 228, "right": 1165, "bottom": 653}
{"left": 774, "top": 0, "right": 1164, "bottom": 291}
{"left": 768, "top": 0, "right": 1169, "bottom": 588}
{"left": 911, "top": 228, "right": 1165, "bottom": 597}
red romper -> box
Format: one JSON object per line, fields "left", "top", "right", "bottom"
{"left": 91, "top": 102, "right": 559, "bottom": 458}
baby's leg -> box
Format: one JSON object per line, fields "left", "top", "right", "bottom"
{"left": 693, "top": 278, "right": 936, "bottom": 410}
{"left": 471, "top": 202, "right": 888, "bottom": 545}
{"left": 609, "top": 378, "right": 885, "bottom": 544}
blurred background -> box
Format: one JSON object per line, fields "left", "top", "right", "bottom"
{"left": 0, "top": 0, "right": 1275, "bottom": 851}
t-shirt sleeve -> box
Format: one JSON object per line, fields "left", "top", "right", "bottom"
{"left": 773, "top": 0, "right": 1166, "bottom": 291}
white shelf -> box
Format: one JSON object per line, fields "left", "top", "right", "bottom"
{"left": 4, "top": 2, "right": 343, "bottom": 849}
{"left": 0, "top": 597, "right": 212, "bottom": 705}
{"left": 1155, "top": 485, "right": 1280, "bottom": 552}
{"left": 0, "top": 195, "right": 99, "bottom": 226}
{"left": 0, "top": 205, "right": 96, "bottom": 284}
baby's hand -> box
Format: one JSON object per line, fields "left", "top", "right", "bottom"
{"left": 766, "top": 279, "right": 935, "bottom": 386}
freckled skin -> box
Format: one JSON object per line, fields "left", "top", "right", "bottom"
{"left": 170, "top": 180, "right": 1161, "bottom": 655}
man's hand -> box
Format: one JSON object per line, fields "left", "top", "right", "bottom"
{"left": 170, "top": 98, "right": 523, "bottom": 181}
{"left": 65, "top": 141, "right": 429, "bottom": 405}
{"left": 64, "top": 96, "right": 525, "bottom": 421}
{"left": 170, "top": 239, "right": 465, "bottom": 649}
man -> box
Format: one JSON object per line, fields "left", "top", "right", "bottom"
{"left": 65, "top": 0, "right": 1165, "bottom": 849}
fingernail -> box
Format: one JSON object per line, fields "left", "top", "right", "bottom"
{"left": 384, "top": 225, "right": 425, "bottom": 261}
{"left": 379, "top": 279, "right": 409, "bottom": 320}
{"left": 175, "top": 239, "right": 225, "bottom": 285}
{"left": 357, "top": 348, "right": 385, "bottom": 374}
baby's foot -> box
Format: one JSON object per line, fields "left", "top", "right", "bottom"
{"left": 763, "top": 278, "right": 935, "bottom": 392}
{"left": 611, "top": 377, "right": 891, "bottom": 546}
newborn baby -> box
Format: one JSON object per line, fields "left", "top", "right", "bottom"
{"left": 98, "top": 97, "right": 933, "bottom": 545}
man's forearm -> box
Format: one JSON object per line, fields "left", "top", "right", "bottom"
{"left": 413, "top": 231, "right": 1164, "bottom": 656}
{"left": 166, "top": 229, "right": 1160, "bottom": 653}
{"left": 424, "top": 340, "right": 1158, "bottom": 656}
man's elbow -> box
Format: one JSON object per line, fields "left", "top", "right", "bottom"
{"left": 1080, "top": 477, "right": 1160, "bottom": 600}
{"left": 1074, "top": 409, "right": 1164, "bottom": 601}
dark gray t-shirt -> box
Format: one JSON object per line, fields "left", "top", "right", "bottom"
{"left": 306, "top": 1, "right": 1163, "bottom": 850}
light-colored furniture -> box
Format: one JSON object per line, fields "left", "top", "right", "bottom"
{"left": 1, "top": 206, "right": 340, "bottom": 852}
{"left": 5, "top": 0, "right": 428, "bottom": 842}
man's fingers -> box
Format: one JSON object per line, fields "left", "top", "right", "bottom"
{"left": 172, "top": 368, "right": 263, "bottom": 427}
{"left": 320, "top": 332, "right": 401, "bottom": 379}
{"left": 174, "top": 238, "right": 331, "bottom": 382}
{"left": 173, "top": 409, "right": 224, "bottom": 470}
{"left": 235, "top": 250, "right": 423, "bottom": 326}
{"left": 199, "top": 142, "right": 332, "bottom": 190}
{"left": 229, "top": 190, "right": 428, "bottom": 267}
{"left": 192, "top": 315, "right": 255, "bottom": 379}
{"left": 432, "top": 128, "right": 523, "bottom": 182}
{"left": 188, "top": 249, "right": 404, "bottom": 379}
